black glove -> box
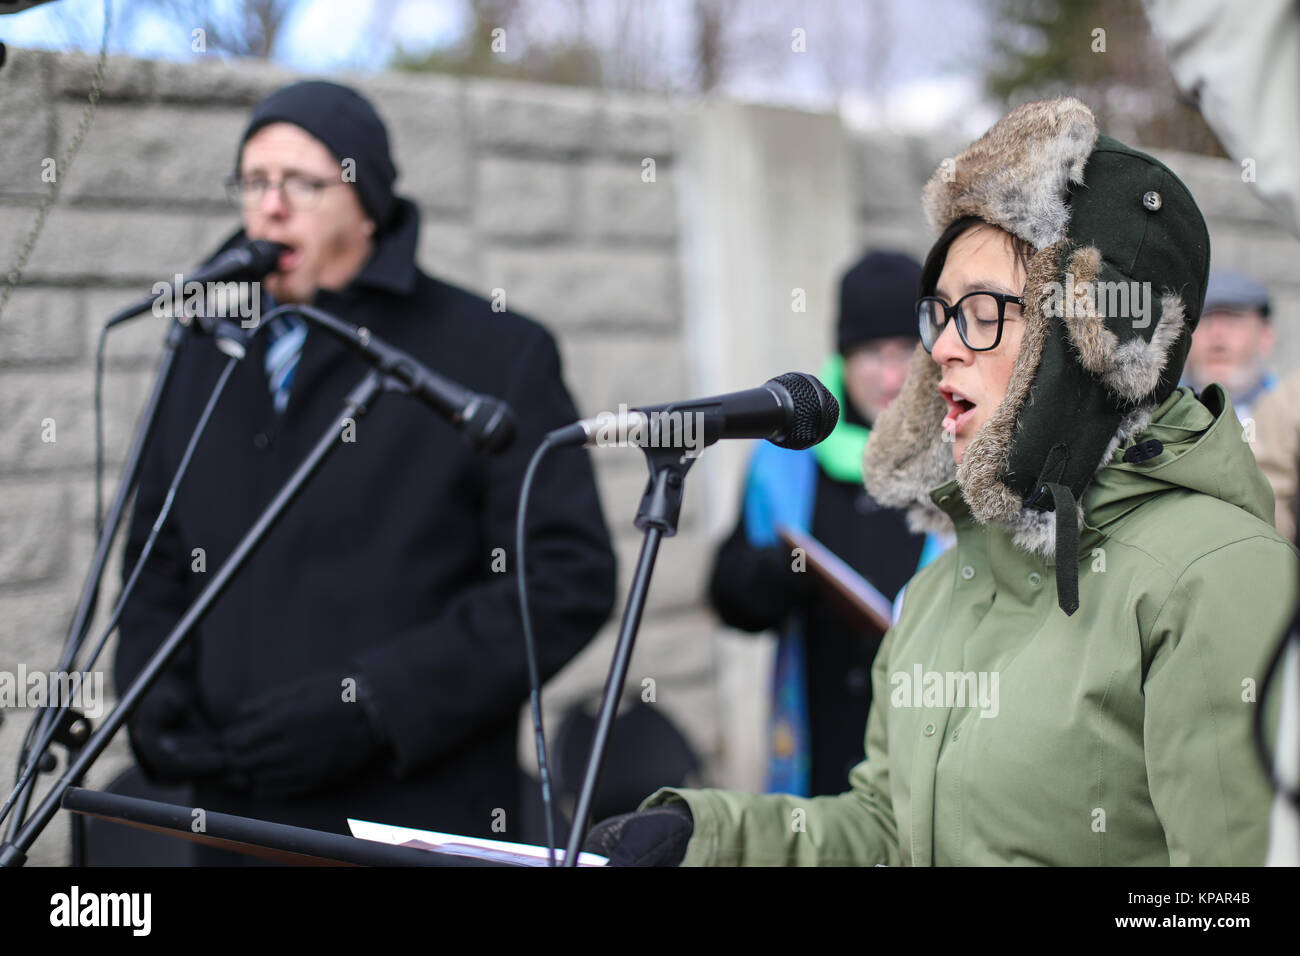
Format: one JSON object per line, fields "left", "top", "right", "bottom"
{"left": 583, "top": 802, "right": 694, "bottom": 867}
{"left": 220, "top": 670, "right": 386, "bottom": 799}
{"left": 757, "top": 544, "right": 817, "bottom": 605}
{"left": 128, "top": 674, "right": 240, "bottom": 787}
{"left": 710, "top": 525, "right": 818, "bottom": 633}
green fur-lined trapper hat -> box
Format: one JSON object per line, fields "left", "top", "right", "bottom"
{"left": 863, "top": 97, "right": 1210, "bottom": 615}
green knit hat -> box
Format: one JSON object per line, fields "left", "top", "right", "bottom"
{"left": 864, "top": 97, "right": 1211, "bottom": 615}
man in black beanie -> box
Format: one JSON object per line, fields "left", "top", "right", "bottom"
{"left": 114, "top": 80, "right": 617, "bottom": 861}
{"left": 708, "top": 250, "right": 947, "bottom": 798}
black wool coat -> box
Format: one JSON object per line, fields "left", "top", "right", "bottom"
{"left": 115, "top": 203, "right": 617, "bottom": 845}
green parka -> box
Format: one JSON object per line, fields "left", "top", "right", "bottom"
{"left": 644, "top": 384, "right": 1297, "bottom": 865}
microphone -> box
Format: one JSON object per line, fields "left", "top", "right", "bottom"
{"left": 104, "top": 239, "right": 288, "bottom": 329}
{"left": 549, "top": 372, "right": 840, "bottom": 452}
{"left": 266, "top": 304, "right": 517, "bottom": 455}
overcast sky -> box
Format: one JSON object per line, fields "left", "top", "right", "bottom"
{"left": 0, "top": 0, "right": 1002, "bottom": 135}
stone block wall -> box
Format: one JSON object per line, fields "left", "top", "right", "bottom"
{"left": 3, "top": 46, "right": 1297, "bottom": 865}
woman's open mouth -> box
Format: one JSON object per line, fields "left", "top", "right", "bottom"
{"left": 940, "top": 387, "right": 978, "bottom": 434}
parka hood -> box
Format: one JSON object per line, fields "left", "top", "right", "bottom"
{"left": 1082, "top": 383, "right": 1276, "bottom": 537}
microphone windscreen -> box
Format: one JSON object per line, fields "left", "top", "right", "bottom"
{"left": 242, "top": 239, "right": 289, "bottom": 276}
{"left": 771, "top": 372, "right": 840, "bottom": 450}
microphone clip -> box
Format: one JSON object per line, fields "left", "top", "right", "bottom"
{"left": 634, "top": 443, "right": 699, "bottom": 536}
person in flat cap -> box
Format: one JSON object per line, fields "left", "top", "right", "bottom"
{"left": 708, "top": 250, "right": 947, "bottom": 799}
{"left": 586, "top": 97, "right": 1297, "bottom": 866}
{"left": 1249, "top": 282, "right": 1300, "bottom": 541}
{"left": 114, "top": 80, "right": 617, "bottom": 862}
{"left": 1183, "top": 268, "right": 1277, "bottom": 422}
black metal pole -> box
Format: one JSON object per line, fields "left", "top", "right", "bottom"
{"left": 563, "top": 447, "right": 696, "bottom": 866}
{"left": 0, "top": 369, "right": 387, "bottom": 867}
{"left": 5, "top": 318, "right": 186, "bottom": 843}
{"left": 563, "top": 525, "right": 664, "bottom": 866}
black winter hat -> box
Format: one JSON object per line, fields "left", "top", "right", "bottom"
{"left": 235, "top": 80, "right": 399, "bottom": 230}
{"left": 837, "top": 250, "right": 923, "bottom": 354}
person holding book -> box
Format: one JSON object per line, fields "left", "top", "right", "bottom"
{"left": 708, "top": 251, "right": 947, "bottom": 798}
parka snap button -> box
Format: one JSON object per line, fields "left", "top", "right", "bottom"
{"left": 939, "top": 494, "right": 952, "bottom": 504}
{"left": 923, "top": 723, "right": 936, "bottom": 737}
{"left": 951, "top": 730, "right": 960, "bottom": 741}
{"left": 960, "top": 565, "right": 975, "bottom": 580}
{"left": 1028, "top": 572, "right": 1042, "bottom": 587}
{"left": 252, "top": 431, "right": 270, "bottom": 449}
{"left": 1142, "top": 190, "right": 1162, "bottom": 211}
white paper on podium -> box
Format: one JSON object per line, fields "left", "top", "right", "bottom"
{"left": 347, "top": 818, "right": 609, "bottom": 867}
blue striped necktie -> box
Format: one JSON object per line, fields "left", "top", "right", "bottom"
{"left": 264, "top": 312, "right": 307, "bottom": 413}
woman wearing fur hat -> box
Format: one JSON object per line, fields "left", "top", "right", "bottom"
{"left": 585, "top": 97, "right": 1298, "bottom": 866}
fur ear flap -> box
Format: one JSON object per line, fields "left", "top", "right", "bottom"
{"left": 1058, "top": 245, "right": 1115, "bottom": 376}
{"left": 923, "top": 98, "right": 1098, "bottom": 249}
{"left": 1105, "top": 293, "right": 1187, "bottom": 401}
{"left": 1060, "top": 249, "right": 1190, "bottom": 404}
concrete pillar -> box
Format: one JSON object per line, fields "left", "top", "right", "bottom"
{"left": 675, "top": 101, "right": 855, "bottom": 790}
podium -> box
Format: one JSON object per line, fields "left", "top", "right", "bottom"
{"left": 61, "top": 788, "right": 513, "bottom": 867}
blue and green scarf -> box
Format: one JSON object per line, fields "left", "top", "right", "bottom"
{"left": 743, "top": 353, "right": 945, "bottom": 795}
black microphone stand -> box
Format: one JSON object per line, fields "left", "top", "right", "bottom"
{"left": 0, "top": 368, "right": 395, "bottom": 867}
{"left": 4, "top": 307, "right": 251, "bottom": 857}
{"left": 562, "top": 438, "right": 705, "bottom": 866}
{"left": 4, "top": 316, "right": 190, "bottom": 850}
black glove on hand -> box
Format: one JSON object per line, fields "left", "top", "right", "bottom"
{"left": 759, "top": 544, "right": 817, "bottom": 606}
{"left": 220, "top": 670, "right": 386, "bottom": 799}
{"left": 583, "top": 802, "right": 694, "bottom": 867}
{"left": 129, "top": 674, "right": 239, "bottom": 787}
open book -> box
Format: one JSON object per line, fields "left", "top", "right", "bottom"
{"left": 348, "top": 818, "right": 608, "bottom": 867}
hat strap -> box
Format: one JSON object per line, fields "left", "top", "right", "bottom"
{"left": 1042, "top": 481, "right": 1080, "bottom": 616}
{"left": 1026, "top": 443, "right": 1080, "bottom": 616}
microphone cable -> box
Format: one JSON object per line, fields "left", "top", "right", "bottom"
{"left": 1253, "top": 602, "right": 1300, "bottom": 811}
{"left": 0, "top": 0, "right": 110, "bottom": 324}
{"left": 3, "top": 0, "right": 117, "bottom": 805}
{"left": 515, "top": 433, "right": 566, "bottom": 866}
{"left": 4, "top": 353, "right": 238, "bottom": 829}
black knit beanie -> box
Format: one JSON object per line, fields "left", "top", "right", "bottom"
{"left": 234, "top": 80, "right": 399, "bottom": 230}
{"left": 837, "top": 250, "right": 924, "bottom": 354}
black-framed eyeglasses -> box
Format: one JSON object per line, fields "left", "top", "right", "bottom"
{"left": 224, "top": 173, "right": 346, "bottom": 210}
{"left": 918, "top": 291, "right": 1025, "bottom": 353}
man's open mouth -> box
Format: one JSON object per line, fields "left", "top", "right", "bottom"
{"left": 276, "top": 244, "right": 303, "bottom": 272}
